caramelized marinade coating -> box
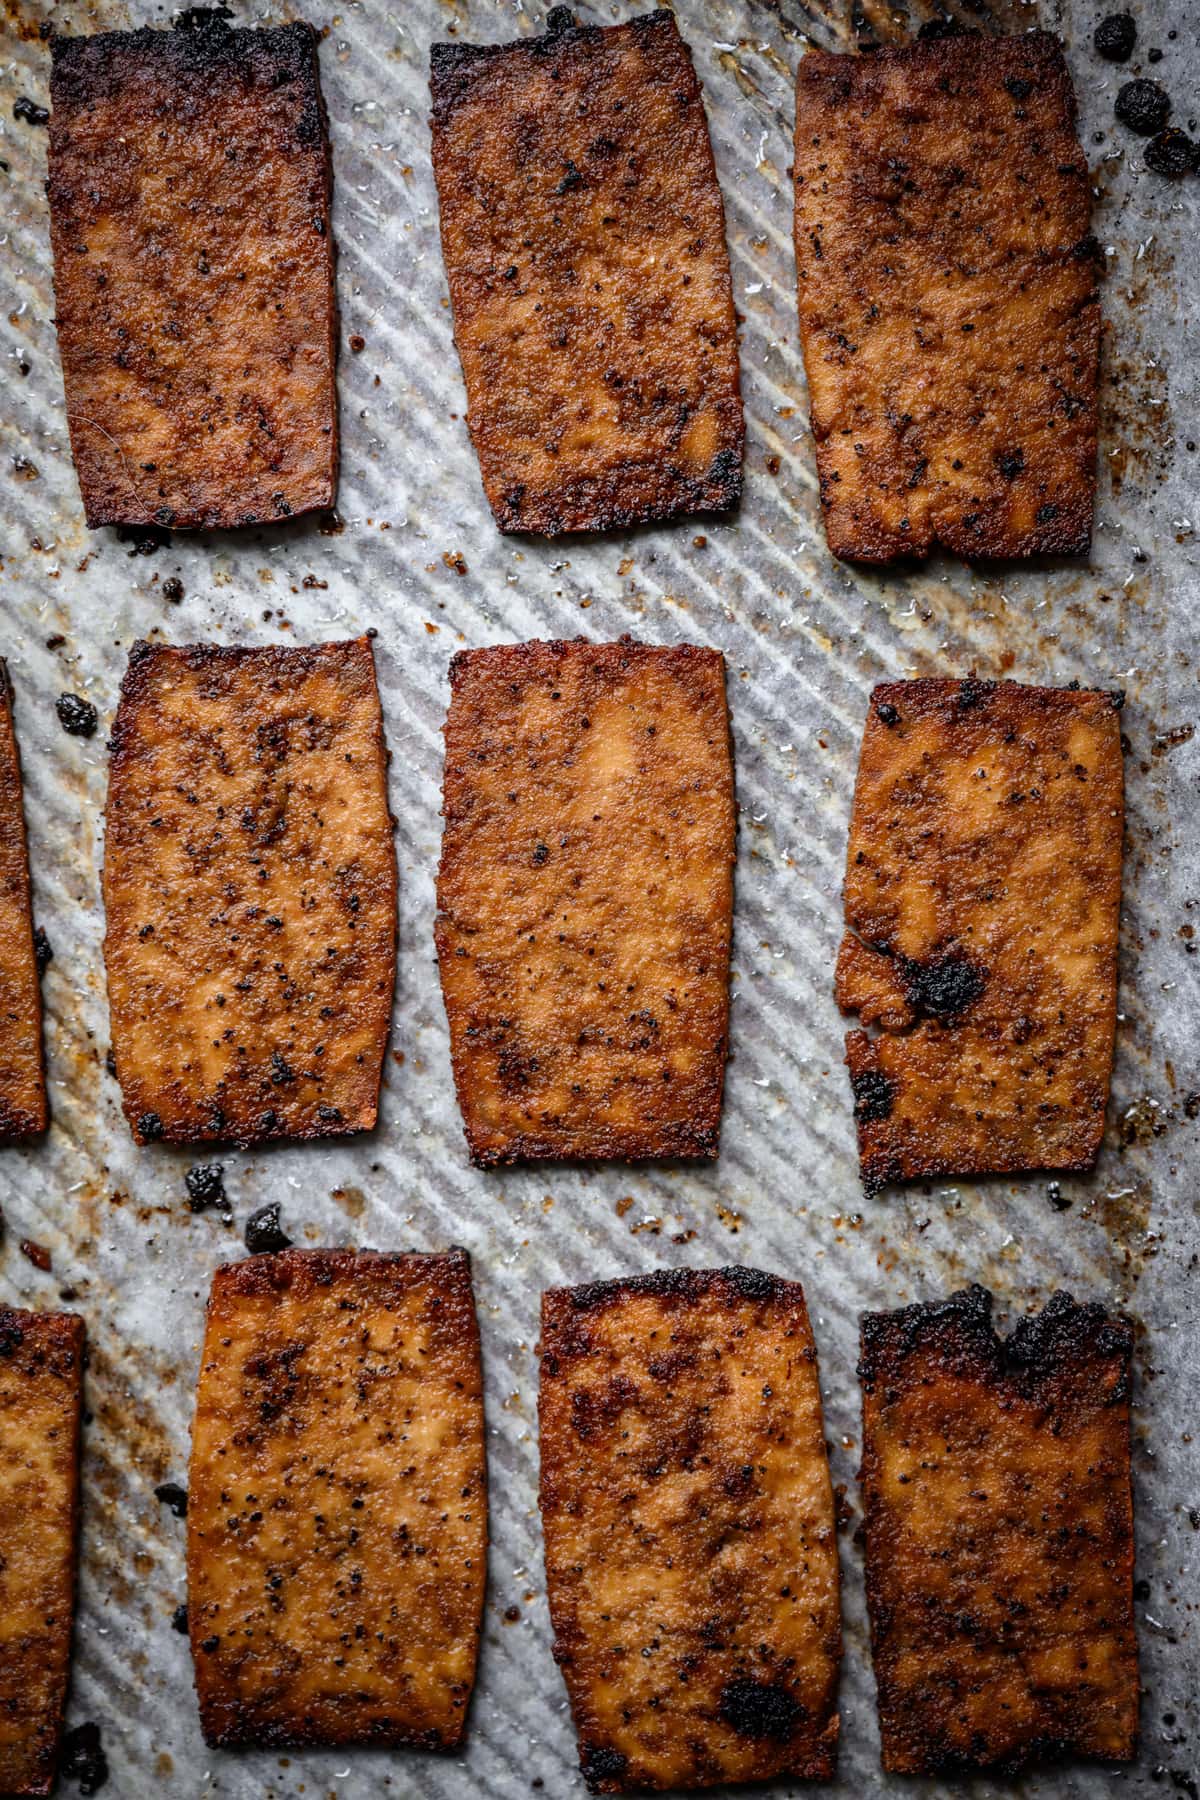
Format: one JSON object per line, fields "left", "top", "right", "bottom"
{"left": 794, "top": 33, "right": 1100, "bottom": 562}
{"left": 436, "top": 639, "right": 736, "bottom": 1165}
{"left": 48, "top": 14, "right": 337, "bottom": 530}
{"left": 0, "top": 1310, "right": 85, "bottom": 1799}
{"left": 103, "top": 638, "right": 396, "bottom": 1146}
{"left": 836, "top": 678, "right": 1123, "bottom": 1191}
{"left": 187, "top": 1248, "right": 487, "bottom": 1749}
{"left": 0, "top": 666, "right": 47, "bottom": 1138}
{"left": 430, "top": 9, "right": 743, "bottom": 535}
{"left": 859, "top": 1285, "right": 1137, "bottom": 1773}
{"left": 539, "top": 1269, "right": 841, "bottom": 1793}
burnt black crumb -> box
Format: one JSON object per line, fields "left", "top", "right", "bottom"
{"left": 580, "top": 1745, "right": 628, "bottom": 1787}
{"left": 245, "top": 1202, "right": 292, "bottom": 1255}
{"left": 154, "top": 1480, "right": 188, "bottom": 1518}
{"left": 719, "top": 1677, "right": 802, "bottom": 1741}
{"left": 851, "top": 1067, "right": 895, "bottom": 1124}
{"left": 917, "top": 15, "right": 966, "bottom": 38}
{"left": 874, "top": 699, "right": 901, "bottom": 726}
{"left": 1115, "top": 78, "right": 1170, "bottom": 135}
{"left": 161, "top": 576, "right": 185, "bottom": 604}
{"left": 1110, "top": 688, "right": 1126, "bottom": 710}
{"left": 56, "top": 693, "right": 98, "bottom": 738}
{"left": 105, "top": 1049, "right": 117, "bottom": 1078}
{"left": 956, "top": 676, "right": 995, "bottom": 713}
{"left": 137, "top": 1111, "right": 164, "bottom": 1142}
{"left": 1047, "top": 1181, "right": 1072, "bottom": 1211}
{"left": 1184, "top": 1092, "right": 1200, "bottom": 1120}
{"left": 901, "top": 951, "right": 986, "bottom": 1019}
{"left": 545, "top": 6, "right": 575, "bottom": 33}
{"left": 171, "top": 1602, "right": 189, "bottom": 1634}
{"left": 33, "top": 927, "right": 53, "bottom": 974}
{"left": 1145, "top": 128, "right": 1200, "bottom": 176}
{"left": 1094, "top": 13, "right": 1136, "bottom": 61}
{"left": 176, "top": 4, "right": 235, "bottom": 29}
{"left": 996, "top": 447, "right": 1025, "bottom": 481}
{"left": 185, "top": 1163, "right": 226, "bottom": 1213}
{"left": 116, "top": 523, "right": 172, "bottom": 556}
{"left": 13, "top": 96, "right": 50, "bottom": 127}
{"left": 61, "top": 1721, "right": 109, "bottom": 1796}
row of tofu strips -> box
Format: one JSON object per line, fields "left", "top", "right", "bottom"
{"left": 1, "top": 1262, "right": 1137, "bottom": 1793}
{"left": 0, "top": 639, "right": 1124, "bottom": 1191}
{"left": 45, "top": 10, "right": 1099, "bottom": 562}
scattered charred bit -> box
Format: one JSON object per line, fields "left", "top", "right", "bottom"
{"left": 137, "top": 1111, "right": 164, "bottom": 1142}
{"left": 185, "top": 1163, "right": 228, "bottom": 1216}
{"left": 1145, "top": 128, "right": 1200, "bottom": 177}
{"left": 155, "top": 1480, "right": 188, "bottom": 1518}
{"left": 899, "top": 951, "right": 986, "bottom": 1019}
{"left": 718, "top": 1678, "right": 803, "bottom": 1741}
{"left": 851, "top": 1067, "right": 895, "bottom": 1124}
{"left": 1115, "top": 78, "right": 1170, "bottom": 135}
{"left": 874, "top": 699, "right": 901, "bottom": 726}
{"left": 13, "top": 95, "right": 49, "bottom": 127}
{"left": 116, "top": 525, "right": 171, "bottom": 556}
{"left": 917, "top": 15, "right": 969, "bottom": 38}
{"left": 581, "top": 1745, "right": 629, "bottom": 1790}
{"left": 60, "top": 1721, "right": 109, "bottom": 1796}
{"left": 56, "top": 692, "right": 98, "bottom": 738}
{"left": 172, "top": 1603, "right": 189, "bottom": 1634}
{"left": 19, "top": 1237, "right": 51, "bottom": 1271}
{"left": 244, "top": 1202, "right": 292, "bottom": 1255}
{"left": 1094, "top": 13, "right": 1136, "bottom": 61}
{"left": 176, "top": 4, "right": 235, "bottom": 30}
{"left": 34, "top": 926, "right": 53, "bottom": 974}
{"left": 161, "top": 576, "right": 185, "bottom": 604}
{"left": 955, "top": 676, "right": 996, "bottom": 713}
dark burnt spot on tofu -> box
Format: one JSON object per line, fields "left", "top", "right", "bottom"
{"left": 581, "top": 1744, "right": 629, "bottom": 1789}
{"left": 851, "top": 1067, "right": 895, "bottom": 1123}
{"left": 900, "top": 951, "right": 986, "bottom": 1020}
{"left": 719, "top": 1676, "right": 803, "bottom": 1740}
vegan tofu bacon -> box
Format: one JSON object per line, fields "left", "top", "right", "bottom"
{"left": 0, "top": 1309, "right": 85, "bottom": 1800}
{"left": 47, "top": 12, "right": 337, "bottom": 530}
{"left": 430, "top": 9, "right": 744, "bottom": 535}
{"left": 539, "top": 1269, "right": 841, "bottom": 1793}
{"left": 793, "top": 33, "right": 1100, "bottom": 561}
{"left": 436, "top": 640, "right": 736, "bottom": 1165}
{"left": 187, "top": 1248, "right": 487, "bottom": 1749}
{"left": 859, "top": 1285, "right": 1137, "bottom": 1773}
{"left": 103, "top": 638, "right": 396, "bottom": 1146}
{"left": 837, "top": 679, "right": 1123, "bottom": 1191}
{"left": 0, "top": 665, "right": 47, "bottom": 1139}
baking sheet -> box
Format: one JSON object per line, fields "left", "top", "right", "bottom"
{"left": 1, "top": 0, "right": 1197, "bottom": 1794}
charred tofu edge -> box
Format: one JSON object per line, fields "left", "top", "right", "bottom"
{"left": 0, "top": 664, "right": 48, "bottom": 1140}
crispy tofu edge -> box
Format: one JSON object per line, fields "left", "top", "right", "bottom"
{"left": 186, "top": 1246, "right": 487, "bottom": 1752}
{"left": 103, "top": 635, "right": 397, "bottom": 1148}
{"left": 48, "top": 19, "right": 338, "bottom": 532}
{"left": 793, "top": 33, "right": 1099, "bottom": 565}
{"left": 839, "top": 676, "right": 1123, "bottom": 1191}
{"left": 429, "top": 11, "right": 744, "bottom": 537}
{"left": 436, "top": 639, "right": 735, "bottom": 1168}
{"left": 858, "top": 1284, "right": 1137, "bottom": 1774}
{"left": 0, "top": 664, "right": 48, "bottom": 1140}
{"left": 539, "top": 1267, "right": 841, "bottom": 1793}
{"left": 0, "top": 1308, "right": 85, "bottom": 1800}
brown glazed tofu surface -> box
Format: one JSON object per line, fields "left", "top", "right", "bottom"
{"left": 0, "top": 666, "right": 47, "bottom": 1139}
{"left": 187, "top": 1248, "right": 487, "bottom": 1749}
{"left": 436, "top": 639, "right": 736, "bottom": 1166}
{"left": 539, "top": 1268, "right": 841, "bottom": 1792}
{"left": 48, "top": 14, "right": 337, "bottom": 530}
{"left": 430, "top": 9, "right": 743, "bottom": 535}
{"left": 103, "top": 638, "right": 396, "bottom": 1146}
{"left": 0, "top": 1310, "right": 85, "bottom": 1800}
{"left": 794, "top": 33, "right": 1099, "bottom": 561}
{"left": 859, "top": 1285, "right": 1137, "bottom": 1773}
{"left": 836, "top": 678, "right": 1123, "bottom": 1191}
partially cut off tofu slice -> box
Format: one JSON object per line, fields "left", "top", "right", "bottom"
{"left": 436, "top": 639, "right": 736, "bottom": 1166}
{"left": 837, "top": 678, "right": 1123, "bottom": 1191}
{"left": 187, "top": 1248, "right": 487, "bottom": 1750}
{"left": 103, "top": 637, "right": 396, "bottom": 1147}
{"left": 0, "top": 664, "right": 47, "bottom": 1139}
{"left": 0, "top": 1308, "right": 85, "bottom": 1799}
{"left": 859, "top": 1284, "right": 1137, "bottom": 1773}
{"left": 539, "top": 1268, "right": 841, "bottom": 1792}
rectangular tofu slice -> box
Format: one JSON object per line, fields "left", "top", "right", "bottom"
{"left": 836, "top": 678, "right": 1123, "bottom": 1191}
{"left": 0, "top": 1309, "right": 85, "bottom": 1800}
{"left": 539, "top": 1268, "right": 841, "bottom": 1792}
{"left": 794, "top": 33, "right": 1100, "bottom": 561}
{"left": 859, "top": 1285, "right": 1137, "bottom": 1773}
{"left": 187, "top": 1248, "right": 487, "bottom": 1749}
{"left": 103, "top": 637, "right": 396, "bottom": 1146}
{"left": 436, "top": 639, "right": 736, "bottom": 1165}
{"left": 430, "top": 9, "right": 743, "bottom": 535}
{"left": 0, "top": 666, "right": 47, "bottom": 1138}
{"left": 48, "top": 13, "right": 337, "bottom": 530}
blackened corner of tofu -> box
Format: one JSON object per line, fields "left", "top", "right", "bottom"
{"left": 858, "top": 1283, "right": 997, "bottom": 1392}
{"left": 580, "top": 1742, "right": 630, "bottom": 1793}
